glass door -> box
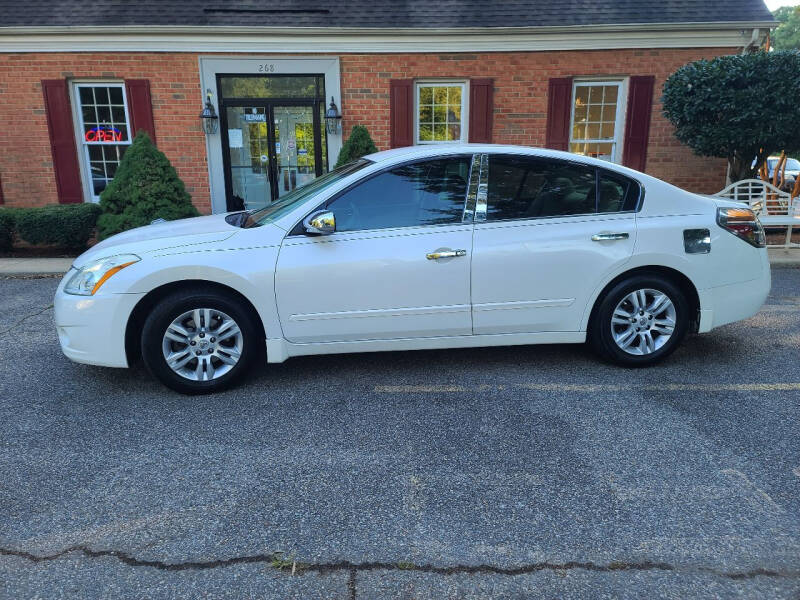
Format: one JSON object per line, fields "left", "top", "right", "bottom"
{"left": 221, "top": 105, "right": 272, "bottom": 212}
{"left": 272, "top": 105, "right": 321, "bottom": 199}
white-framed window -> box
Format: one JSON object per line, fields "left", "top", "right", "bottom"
{"left": 569, "top": 80, "right": 626, "bottom": 163}
{"left": 415, "top": 81, "right": 468, "bottom": 144}
{"left": 71, "top": 82, "right": 132, "bottom": 202}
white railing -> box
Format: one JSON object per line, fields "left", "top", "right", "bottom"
{"left": 715, "top": 178, "right": 799, "bottom": 248}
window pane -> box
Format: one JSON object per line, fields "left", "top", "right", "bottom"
{"left": 79, "top": 87, "right": 94, "bottom": 105}
{"left": 219, "top": 76, "right": 322, "bottom": 99}
{"left": 570, "top": 83, "right": 621, "bottom": 163}
{"left": 417, "top": 84, "right": 464, "bottom": 143}
{"left": 328, "top": 157, "right": 470, "bottom": 231}
{"left": 94, "top": 87, "right": 110, "bottom": 104}
{"left": 598, "top": 170, "right": 640, "bottom": 213}
{"left": 487, "top": 155, "right": 597, "bottom": 220}
{"left": 109, "top": 87, "right": 124, "bottom": 104}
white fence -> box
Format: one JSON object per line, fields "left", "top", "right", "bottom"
{"left": 715, "top": 179, "right": 799, "bottom": 248}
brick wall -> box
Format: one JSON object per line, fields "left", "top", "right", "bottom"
{"left": 0, "top": 47, "right": 735, "bottom": 211}
{"left": 0, "top": 53, "right": 211, "bottom": 211}
{"left": 340, "top": 48, "right": 735, "bottom": 195}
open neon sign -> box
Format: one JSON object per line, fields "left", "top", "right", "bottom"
{"left": 85, "top": 127, "right": 123, "bottom": 142}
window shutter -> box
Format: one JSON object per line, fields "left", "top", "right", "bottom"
{"left": 42, "top": 79, "right": 83, "bottom": 204}
{"left": 389, "top": 79, "right": 413, "bottom": 148}
{"left": 621, "top": 75, "right": 655, "bottom": 172}
{"left": 468, "top": 78, "right": 494, "bottom": 143}
{"left": 545, "top": 78, "right": 573, "bottom": 151}
{"left": 125, "top": 79, "right": 157, "bottom": 144}
{"left": 0, "top": 173, "right": 4, "bottom": 204}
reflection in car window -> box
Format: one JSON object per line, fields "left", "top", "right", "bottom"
{"left": 246, "top": 159, "right": 372, "bottom": 228}
{"left": 486, "top": 155, "right": 639, "bottom": 220}
{"left": 327, "top": 157, "right": 471, "bottom": 232}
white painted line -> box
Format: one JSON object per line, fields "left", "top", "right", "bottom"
{"left": 375, "top": 383, "right": 800, "bottom": 393}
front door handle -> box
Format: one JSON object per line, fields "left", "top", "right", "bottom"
{"left": 426, "top": 249, "right": 467, "bottom": 260}
{"left": 591, "top": 232, "right": 630, "bottom": 241}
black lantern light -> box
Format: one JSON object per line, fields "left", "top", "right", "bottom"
{"left": 325, "top": 97, "right": 342, "bottom": 135}
{"left": 200, "top": 89, "right": 219, "bottom": 134}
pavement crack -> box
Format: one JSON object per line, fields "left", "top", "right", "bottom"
{"left": 2, "top": 547, "right": 798, "bottom": 580}
{"left": 0, "top": 303, "right": 53, "bottom": 337}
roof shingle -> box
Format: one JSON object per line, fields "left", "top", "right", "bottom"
{"left": 0, "top": 0, "right": 776, "bottom": 29}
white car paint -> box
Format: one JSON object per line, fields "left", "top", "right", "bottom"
{"left": 54, "top": 144, "right": 770, "bottom": 371}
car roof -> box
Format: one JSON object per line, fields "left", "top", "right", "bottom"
{"left": 363, "top": 144, "right": 650, "bottom": 180}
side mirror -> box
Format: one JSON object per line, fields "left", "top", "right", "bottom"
{"left": 303, "top": 210, "right": 336, "bottom": 235}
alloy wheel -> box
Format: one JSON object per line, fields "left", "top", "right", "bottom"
{"left": 610, "top": 288, "right": 676, "bottom": 355}
{"left": 161, "top": 308, "right": 243, "bottom": 381}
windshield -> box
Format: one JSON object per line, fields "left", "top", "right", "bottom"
{"left": 243, "top": 159, "right": 372, "bottom": 228}
{"left": 785, "top": 158, "right": 800, "bottom": 171}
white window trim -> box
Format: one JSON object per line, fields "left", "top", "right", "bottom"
{"left": 414, "top": 80, "right": 469, "bottom": 145}
{"left": 70, "top": 81, "right": 133, "bottom": 203}
{"left": 568, "top": 78, "right": 628, "bottom": 164}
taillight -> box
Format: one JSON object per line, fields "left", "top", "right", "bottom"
{"left": 716, "top": 207, "right": 766, "bottom": 248}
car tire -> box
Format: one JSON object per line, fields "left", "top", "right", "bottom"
{"left": 141, "top": 287, "right": 262, "bottom": 394}
{"left": 589, "top": 275, "right": 689, "bottom": 367}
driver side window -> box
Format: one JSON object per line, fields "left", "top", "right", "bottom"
{"left": 327, "top": 156, "right": 471, "bottom": 232}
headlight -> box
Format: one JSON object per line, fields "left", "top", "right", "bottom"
{"left": 64, "top": 254, "right": 140, "bottom": 296}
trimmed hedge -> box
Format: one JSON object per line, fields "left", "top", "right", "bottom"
{"left": 0, "top": 203, "right": 102, "bottom": 251}
{"left": 98, "top": 131, "right": 198, "bottom": 240}
{"left": 0, "top": 209, "right": 14, "bottom": 251}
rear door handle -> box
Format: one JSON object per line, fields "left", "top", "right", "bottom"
{"left": 426, "top": 249, "right": 467, "bottom": 260}
{"left": 591, "top": 232, "right": 630, "bottom": 241}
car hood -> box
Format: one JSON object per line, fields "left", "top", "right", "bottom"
{"left": 74, "top": 214, "right": 239, "bottom": 268}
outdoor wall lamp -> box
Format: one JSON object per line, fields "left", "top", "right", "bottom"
{"left": 325, "top": 97, "right": 342, "bottom": 135}
{"left": 200, "top": 89, "right": 219, "bottom": 134}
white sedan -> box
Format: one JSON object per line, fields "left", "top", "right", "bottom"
{"left": 55, "top": 145, "right": 770, "bottom": 394}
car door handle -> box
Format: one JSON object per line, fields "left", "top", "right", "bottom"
{"left": 591, "top": 232, "right": 630, "bottom": 241}
{"left": 426, "top": 249, "right": 467, "bottom": 260}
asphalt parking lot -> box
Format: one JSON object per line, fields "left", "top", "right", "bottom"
{"left": 1, "top": 269, "right": 799, "bottom": 599}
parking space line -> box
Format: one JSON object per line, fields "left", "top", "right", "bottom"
{"left": 375, "top": 383, "right": 800, "bottom": 393}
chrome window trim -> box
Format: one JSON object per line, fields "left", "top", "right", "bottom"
{"left": 462, "top": 153, "right": 481, "bottom": 223}
{"left": 475, "top": 153, "right": 489, "bottom": 222}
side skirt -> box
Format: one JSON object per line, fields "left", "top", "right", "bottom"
{"left": 265, "top": 331, "right": 586, "bottom": 363}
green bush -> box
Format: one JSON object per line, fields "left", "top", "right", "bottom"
{"left": 662, "top": 50, "right": 800, "bottom": 181}
{"left": 335, "top": 125, "right": 378, "bottom": 168}
{"left": 1, "top": 203, "right": 101, "bottom": 250}
{"left": 97, "top": 131, "right": 198, "bottom": 240}
{"left": 0, "top": 209, "right": 15, "bottom": 251}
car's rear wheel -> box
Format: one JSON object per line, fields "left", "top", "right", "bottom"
{"left": 589, "top": 275, "right": 689, "bottom": 366}
{"left": 141, "top": 288, "right": 261, "bottom": 394}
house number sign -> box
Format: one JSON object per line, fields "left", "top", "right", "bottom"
{"left": 257, "top": 64, "right": 277, "bottom": 73}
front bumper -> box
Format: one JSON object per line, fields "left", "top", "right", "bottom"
{"left": 54, "top": 271, "right": 145, "bottom": 368}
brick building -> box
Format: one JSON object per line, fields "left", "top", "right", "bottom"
{"left": 0, "top": 1, "right": 775, "bottom": 214}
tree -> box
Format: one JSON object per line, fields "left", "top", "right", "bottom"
{"left": 662, "top": 51, "right": 800, "bottom": 182}
{"left": 773, "top": 6, "right": 800, "bottom": 51}
{"left": 97, "top": 131, "right": 199, "bottom": 239}
{"left": 334, "top": 125, "right": 378, "bottom": 168}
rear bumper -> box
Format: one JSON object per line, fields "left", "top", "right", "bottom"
{"left": 698, "top": 250, "right": 771, "bottom": 333}
{"left": 54, "top": 272, "right": 144, "bottom": 368}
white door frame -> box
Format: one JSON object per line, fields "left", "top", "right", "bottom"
{"left": 199, "top": 56, "right": 342, "bottom": 214}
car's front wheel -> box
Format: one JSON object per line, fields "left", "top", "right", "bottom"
{"left": 141, "top": 288, "right": 261, "bottom": 394}
{"left": 590, "top": 275, "right": 689, "bottom": 367}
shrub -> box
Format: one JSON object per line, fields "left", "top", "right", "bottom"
{"left": 97, "top": 131, "right": 198, "bottom": 239}
{"left": 0, "top": 209, "right": 15, "bottom": 251}
{"left": 6, "top": 203, "right": 102, "bottom": 250}
{"left": 662, "top": 50, "right": 800, "bottom": 182}
{"left": 334, "top": 125, "right": 378, "bottom": 168}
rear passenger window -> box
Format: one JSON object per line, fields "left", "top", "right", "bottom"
{"left": 597, "top": 169, "right": 640, "bottom": 213}
{"left": 486, "top": 156, "right": 639, "bottom": 220}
